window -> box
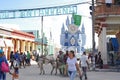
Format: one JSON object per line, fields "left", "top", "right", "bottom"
{"left": 115, "top": 0, "right": 120, "bottom": 5}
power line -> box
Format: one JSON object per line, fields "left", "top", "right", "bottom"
{"left": 0, "top": 1, "right": 92, "bottom": 11}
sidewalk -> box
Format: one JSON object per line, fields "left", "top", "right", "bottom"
{"left": 91, "top": 67, "right": 120, "bottom": 72}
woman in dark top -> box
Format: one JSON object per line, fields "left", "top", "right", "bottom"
{"left": 10, "top": 51, "right": 14, "bottom": 69}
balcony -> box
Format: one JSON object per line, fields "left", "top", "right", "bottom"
{"left": 95, "top": 4, "right": 120, "bottom": 16}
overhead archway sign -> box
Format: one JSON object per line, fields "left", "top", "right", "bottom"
{"left": 0, "top": 5, "right": 77, "bottom": 19}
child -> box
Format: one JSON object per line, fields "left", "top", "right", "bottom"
{"left": 9, "top": 59, "right": 19, "bottom": 80}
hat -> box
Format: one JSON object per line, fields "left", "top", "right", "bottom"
{"left": 0, "top": 50, "right": 3, "bottom": 54}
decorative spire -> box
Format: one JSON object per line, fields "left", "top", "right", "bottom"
{"left": 66, "top": 16, "right": 70, "bottom": 28}
{"left": 81, "top": 22, "right": 86, "bottom": 47}
{"left": 81, "top": 23, "right": 85, "bottom": 34}
{"left": 61, "top": 23, "right": 65, "bottom": 34}
{"left": 50, "top": 28, "right": 52, "bottom": 40}
{"left": 71, "top": 16, "right": 74, "bottom": 24}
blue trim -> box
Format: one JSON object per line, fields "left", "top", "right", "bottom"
{"left": 110, "top": 38, "right": 119, "bottom": 52}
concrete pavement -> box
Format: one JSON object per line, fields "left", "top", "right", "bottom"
{"left": 6, "top": 60, "right": 120, "bottom": 80}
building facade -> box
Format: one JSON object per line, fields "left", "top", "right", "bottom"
{"left": 95, "top": 0, "right": 120, "bottom": 67}
{"left": 23, "top": 30, "right": 48, "bottom": 55}
{"left": 0, "top": 26, "right": 36, "bottom": 60}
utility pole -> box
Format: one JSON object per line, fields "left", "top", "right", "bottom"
{"left": 91, "top": 0, "right": 95, "bottom": 70}
{"left": 41, "top": 16, "right": 43, "bottom": 55}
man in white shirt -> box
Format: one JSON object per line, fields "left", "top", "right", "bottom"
{"left": 80, "top": 52, "right": 89, "bottom": 80}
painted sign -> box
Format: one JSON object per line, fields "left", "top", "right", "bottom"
{"left": 0, "top": 5, "right": 77, "bottom": 19}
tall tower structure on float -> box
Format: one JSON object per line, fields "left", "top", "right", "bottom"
{"left": 60, "top": 15, "right": 86, "bottom": 56}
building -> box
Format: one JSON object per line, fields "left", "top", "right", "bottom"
{"left": 48, "top": 29, "right": 55, "bottom": 55}
{"left": 23, "top": 30, "right": 48, "bottom": 55}
{"left": 0, "top": 26, "right": 36, "bottom": 60}
{"left": 95, "top": 0, "right": 120, "bottom": 67}
{"left": 22, "top": 30, "right": 41, "bottom": 49}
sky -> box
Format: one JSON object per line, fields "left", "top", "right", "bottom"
{"left": 0, "top": 0, "right": 97, "bottom": 49}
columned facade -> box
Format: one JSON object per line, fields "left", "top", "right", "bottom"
{"left": 0, "top": 26, "right": 36, "bottom": 60}
{"left": 15, "top": 39, "right": 20, "bottom": 52}
{"left": 95, "top": 0, "right": 120, "bottom": 67}
{"left": 98, "top": 27, "right": 108, "bottom": 65}
{"left": 20, "top": 40, "right": 26, "bottom": 53}
{"left": 31, "top": 42, "right": 35, "bottom": 51}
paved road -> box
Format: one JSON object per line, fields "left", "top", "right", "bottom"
{"left": 6, "top": 60, "right": 120, "bottom": 80}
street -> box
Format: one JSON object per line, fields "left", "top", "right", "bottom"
{"left": 6, "top": 60, "right": 120, "bottom": 80}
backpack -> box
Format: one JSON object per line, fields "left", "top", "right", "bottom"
{"left": 1, "top": 61, "right": 10, "bottom": 72}
{"left": 13, "top": 60, "right": 19, "bottom": 68}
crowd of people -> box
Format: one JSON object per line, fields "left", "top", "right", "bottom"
{"left": 88, "top": 51, "right": 103, "bottom": 69}
{"left": 56, "top": 50, "right": 105, "bottom": 80}
{"left": 0, "top": 48, "right": 105, "bottom": 80}
{"left": 56, "top": 50, "right": 90, "bottom": 80}
{"left": 0, "top": 50, "right": 32, "bottom": 80}
{"left": 9, "top": 50, "right": 32, "bottom": 69}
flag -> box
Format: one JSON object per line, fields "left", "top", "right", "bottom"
{"left": 73, "top": 14, "right": 82, "bottom": 27}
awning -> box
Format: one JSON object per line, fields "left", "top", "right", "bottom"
{"left": 0, "top": 38, "right": 5, "bottom": 47}
{"left": 4, "top": 39, "right": 13, "bottom": 47}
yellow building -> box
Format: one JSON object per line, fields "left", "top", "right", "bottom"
{"left": 0, "top": 26, "right": 36, "bottom": 60}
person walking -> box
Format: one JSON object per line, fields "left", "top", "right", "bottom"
{"left": 0, "top": 50, "right": 9, "bottom": 80}
{"left": 80, "top": 51, "right": 89, "bottom": 80}
{"left": 64, "top": 50, "right": 69, "bottom": 76}
{"left": 26, "top": 51, "right": 31, "bottom": 66}
{"left": 9, "top": 58, "right": 20, "bottom": 80}
{"left": 66, "top": 50, "right": 82, "bottom": 80}
{"left": 10, "top": 51, "right": 14, "bottom": 69}
{"left": 19, "top": 52, "right": 26, "bottom": 68}
{"left": 57, "top": 50, "right": 65, "bottom": 75}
